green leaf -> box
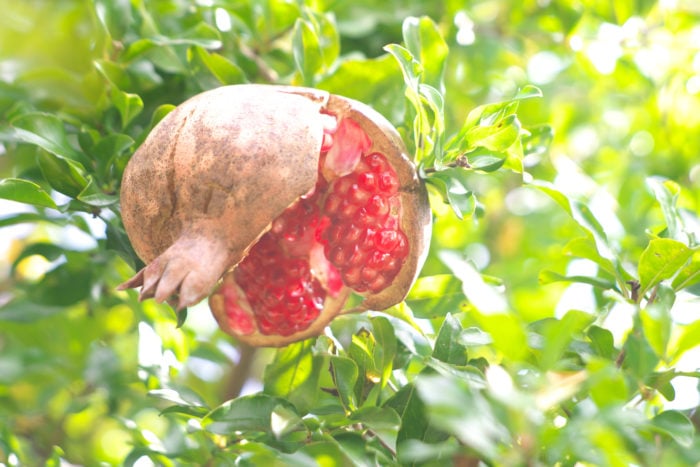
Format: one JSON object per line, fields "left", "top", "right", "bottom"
{"left": 293, "top": 18, "right": 322, "bottom": 85}
{"left": 349, "top": 406, "right": 401, "bottom": 453}
{"left": 383, "top": 43, "right": 421, "bottom": 90}
{"left": 191, "top": 47, "right": 246, "bottom": 86}
{"left": 329, "top": 355, "right": 359, "bottom": 411}
{"left": 538, "top": 269, "right": 616, "bottom": 291}
{"left": 0, "top": 178, "right": 57, "bottom": 209}
{"left": 204, "top": 394, "right": 300, "bottom": 435}
{"left": 622, "top": 332, "right": 659, "bottom": 381}
{"left": 369, "top": 316, "right": 397, "bottom": 388}
{"left": 105, "top": 221, "right": 142, "bottom": 271}
{"left": 649, "top": 410, "right": 695, "bottom": 447}
{"left": 425, "top": 170, "right": 475, "bottom": 220}
{"left": 533, "top": 310, "right": 596, "bottom": 370}
{"left": 415, "top": 374, "right": 508, "bottom": 459}
{"left": 384, "top": 383, "right": 437, "bottom": 447}
{"left": 0, "top": 212, "right": 61, "bottom": 228}
{"left": 406, "top": 274, "right": 467, "bottom": 319}
{"left": 11, "top": 112, "right": 83, "bottom": 162}
{"left": 640, "top": 285, "right": 675, "bottom": 359}
{"left": 440, "top": 252, "right": 527, "bottom": 360}
{"left": 458, "top": 327, "right": 493, "bottom": 346}
{"left": 37, "top": 151, "right": 88, "bottom": 198}
{"left": 26, "top": 258, "right": 94, "bottom": 307}
{"left": 588, "top": 325, "right": 616, "bottom": 359}
{"left": 111, "top": 89, "right": 143, "bottom": 129}
{"left": 532, "top": 181, "right": 618, "bottom": 264}
{"left": 563, "top": 236, "right": 618, "bottom": 278}
{"left": 587, "top": 358, "right": 629, "bottom": 407}
{"left": 402, "top": 16, "right": 448, "bottom": 90}
{"left": 646, "top": 176, "right": 686, "bottom": 243}
{"left": 668, "top": 319, "right": 700, "bottom": 363}
{"left": 263, "top": 340, "right": 322, "bottom": 413}
{"left": 76, "top": 178, "right": 119, "bottom": 207}
{"left": 432, "top": 314, "right": 468, "bottom": 365}
{"left": 638, "top": 238, "right": 692, "bottom": 297}
{"left": 514, "top": 84, "right": 543, "bottom": 100}
{"left": 149, "top": 386, "right": 208, "bottom": 412}
{"left": 672, "top": 252, "right": 700, "bottom": 291}
{"left": 466, "top": 114, "right": 521, "bottom": 152}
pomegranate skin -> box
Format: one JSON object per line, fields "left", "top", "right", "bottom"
{"left": 118, "top": 84, "right": 431, "bottom": 346}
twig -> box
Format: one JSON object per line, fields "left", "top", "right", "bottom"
{"left": 222, "top": 343, "right": 257, "bottom": 400}
{"left": 423, "top": 155, "right": 471, "bottom": 174}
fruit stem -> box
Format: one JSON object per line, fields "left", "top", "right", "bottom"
{"left": 422, "top": 155, "right": 471, "bottom": 174}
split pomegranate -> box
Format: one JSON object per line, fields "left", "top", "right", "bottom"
{"left": 119, "top": 84, "right": 430, "bottom": 347}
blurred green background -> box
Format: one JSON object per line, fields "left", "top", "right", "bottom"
{"left": 0, "top": 0, "right": 699, "bottom": 464}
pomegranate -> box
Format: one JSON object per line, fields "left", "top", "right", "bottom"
{"left": 119, "top": 84, "right": 430, "bottom": 347}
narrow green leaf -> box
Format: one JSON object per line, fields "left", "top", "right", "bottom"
{"left": 149, "top": 387, "right": 208, "bottom": 409}
{"left": 646, "top": 176, "right": 685, "bottom": 243}
{"left": 0, "top": 178, "right": 57, "bottom": 209}
{"left": 402, "top": 16, "right": 448, "bottom": 90}
{"left": 383, "top": 43, "right": 421, "bottom": 90}
{"left": 0, "top": 212, "right": 60, "bottom": 228}
{"left": 329, "top": 355, "right": 359, "bottom": 411}
{"left": 11, "top": 112, "right": 83, "bottom": 162}
{"left": 383, "top": 383, "right": 437, "bottom": 446}
{"left": 514, "top": 84, "right": 543, "bottom": 100}
{"left": 293, "top": 18, "right": 322, "bottom": 85}
{"left": 370, "top": 316, "right": 397, "bottom": 388}
{"left": 638, "top": 238, "right": 692, "bottom": 296}
{"left": 538, "top": 269, "right": 616, "bottom": 291}
{"left": 466, "top": 114, "right": 521, "bottom": 152}
{"left": 640, "top": 285, "right": 675, "bottom": 359}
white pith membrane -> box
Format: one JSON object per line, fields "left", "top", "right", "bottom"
{"left": 212, "top": 115, "right": 409, "bottom": 338}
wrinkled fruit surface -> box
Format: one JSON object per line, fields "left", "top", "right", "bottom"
{"left": 119, "top": 85, "right": 431, "bottom": 347}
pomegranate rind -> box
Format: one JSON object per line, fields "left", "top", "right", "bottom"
{"left": 119, "top": 85, "right": 331, "bottom": 308}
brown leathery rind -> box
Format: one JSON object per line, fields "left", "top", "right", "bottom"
{"left": 119, "top": 85, "right": 331, "bottom": 308}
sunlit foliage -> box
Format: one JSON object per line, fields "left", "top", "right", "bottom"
{"left": 0, "top": 0, "right": 698, "bottom": 465}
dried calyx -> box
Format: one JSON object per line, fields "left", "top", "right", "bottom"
{"left": 119, "top": 85, "right": 431, "bottom": 347}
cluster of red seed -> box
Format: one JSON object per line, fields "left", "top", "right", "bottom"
{"left": 233, "top": 200, "right": 326, "bottom": 336}
{"left": 231, "top": 150, "right": 408, "bottom": 336}
{"left": 320, "top": 152, "right": 407, "bottom": 293}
